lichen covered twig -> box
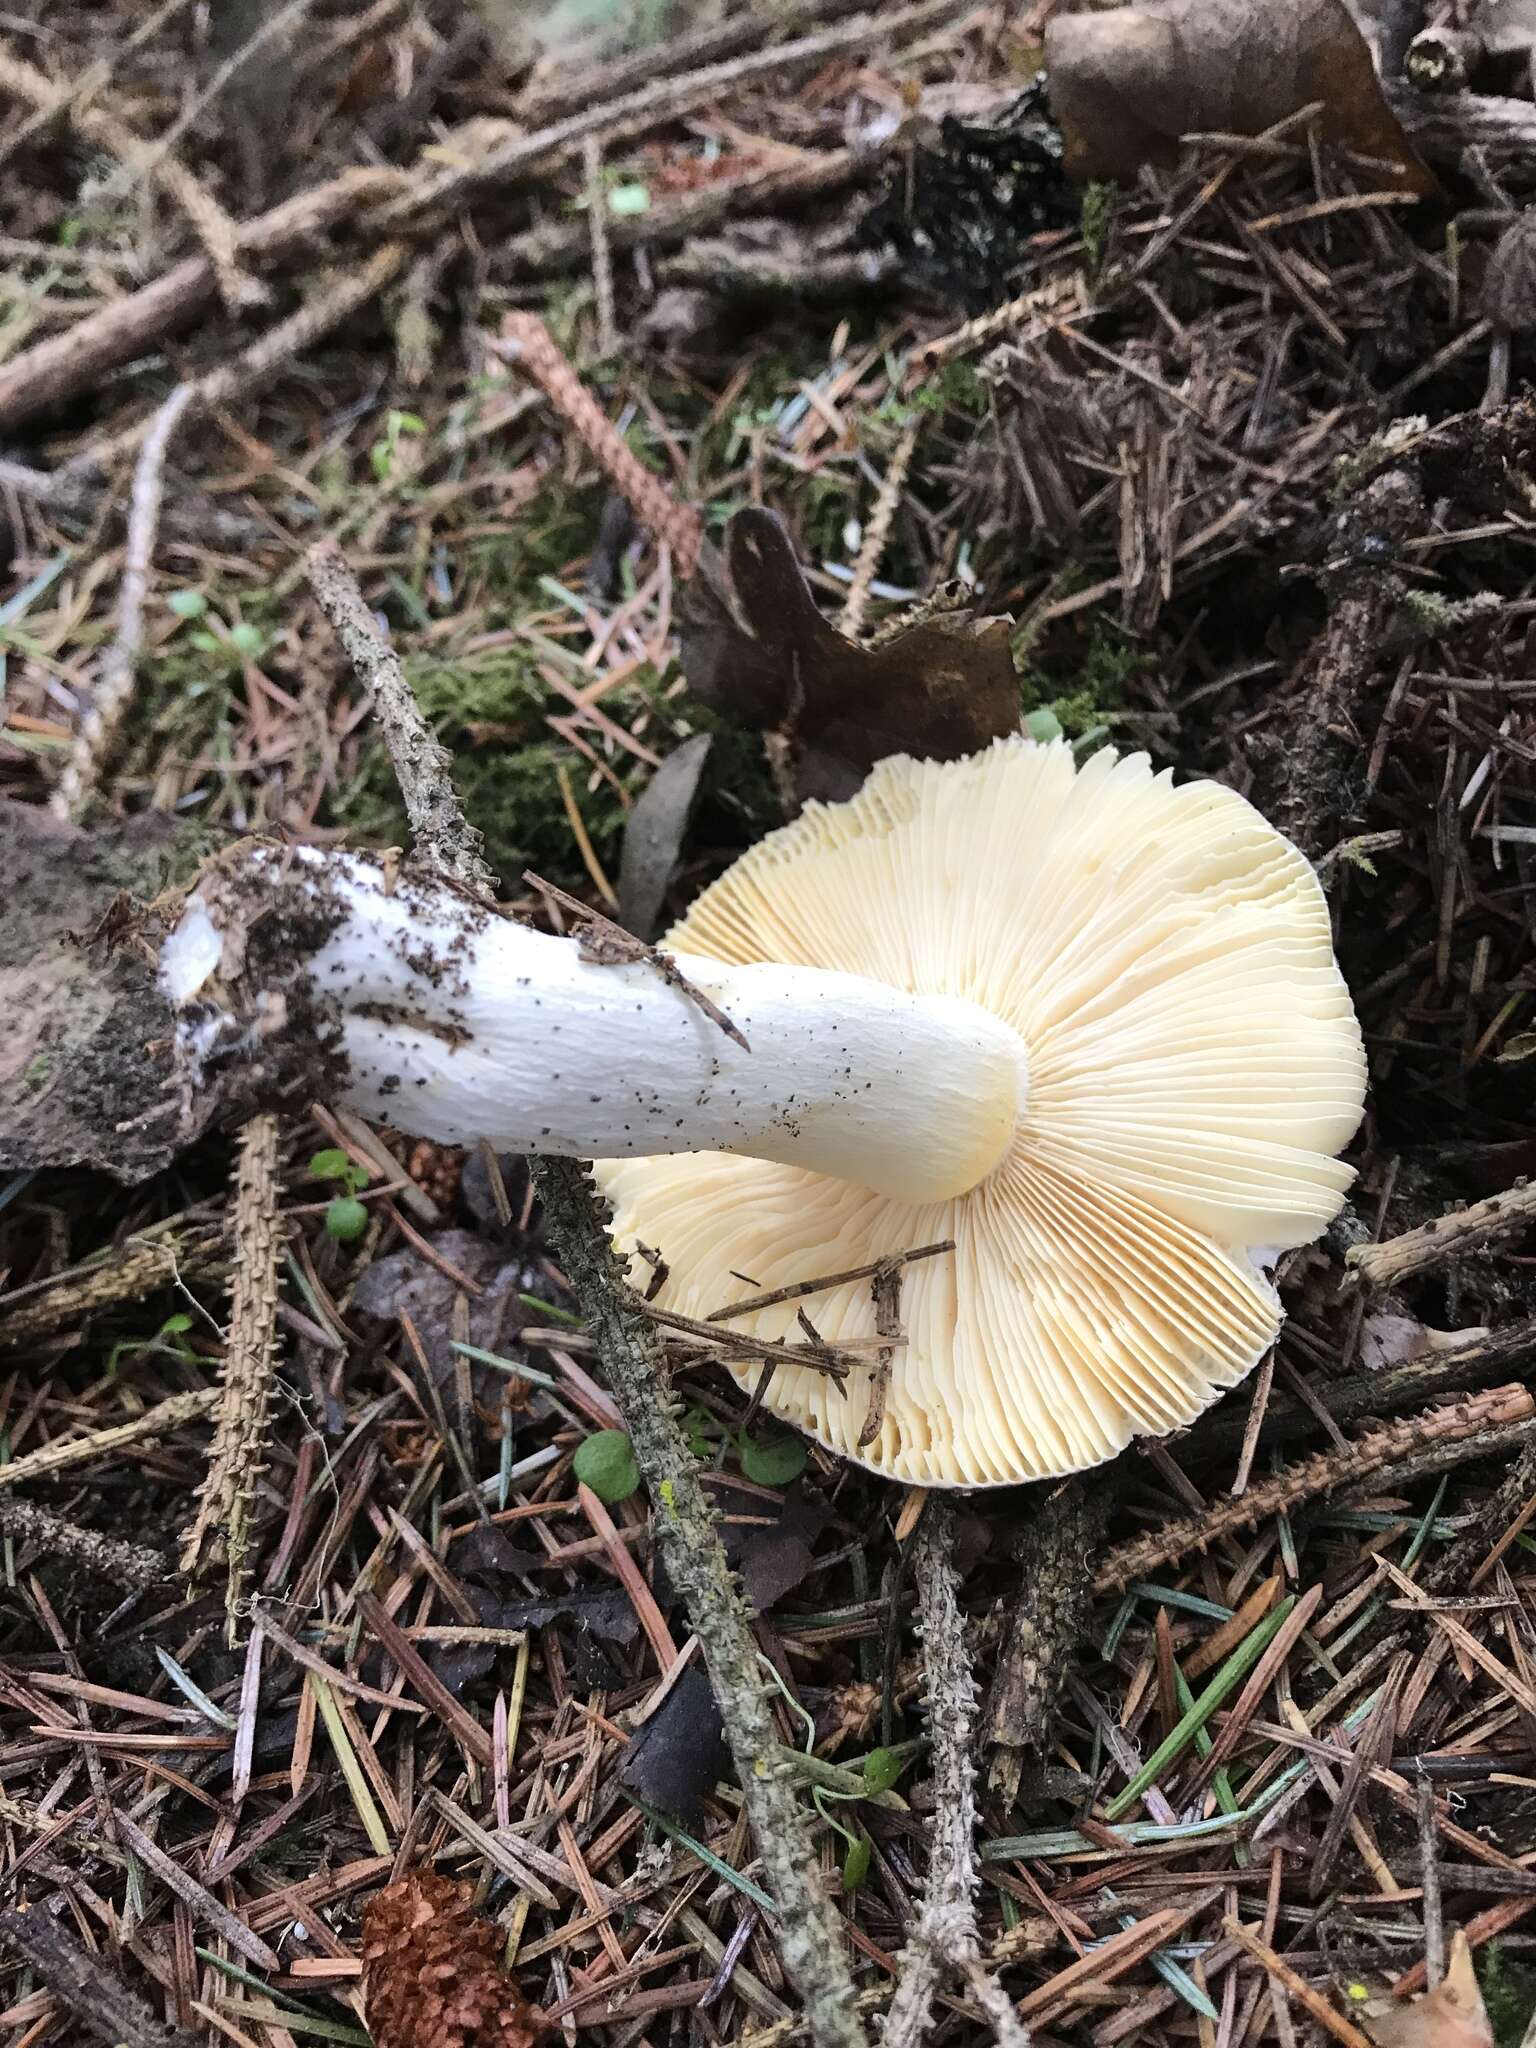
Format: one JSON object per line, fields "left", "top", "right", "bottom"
{"left": 885, "top": 1502, "right": 1029, "bottom": 2048}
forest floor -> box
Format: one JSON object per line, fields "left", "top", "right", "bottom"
{"left": 0, "top": 3, "right": 1535, "bottom": 2045}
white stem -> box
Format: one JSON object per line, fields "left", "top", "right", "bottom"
{"left": 162, "top": 850, "right": 1028, "bottom": 1204}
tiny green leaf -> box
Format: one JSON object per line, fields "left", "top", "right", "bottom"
{"left": 841, "top": 1834, "right": 871, "bottom": 1892}
{"left": 861, "top": 1747, "right": 904, "bottom": 1795}
{"left": 167, "top": 590, "right": 208, "bottom": 619}
{"left": 324, "top": 1195, "right": 369, "bottom": 1243}
{"left": 738, "top": 1430, "right": 808, "bottom": 1487}
{"left": 607, "top": 182, "right": 650, "bottom": 216}
{"left": 1024, "top": 707, "right": 1064, "bottom": 743}
{"left": 160, "top": 1312, "right": 194, "bottom": 1336}
{"left": 228, "top": 622, "right": 265, "bottom": 657}
{"left": 574, "top": 1430, "right": 641, "bottom": 1504}
{"left": 308, "top": 1148, "right": 352, "bottom": 1183}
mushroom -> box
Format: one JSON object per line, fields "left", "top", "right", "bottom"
{"left": 162, "top": 737, "right": 1365, "bottom": 1489}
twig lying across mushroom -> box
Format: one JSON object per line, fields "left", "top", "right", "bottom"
{"left": 162, "top": 737, "right": 1367, "bottom": 1490}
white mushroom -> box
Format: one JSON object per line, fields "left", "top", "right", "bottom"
{"left": 161, "top": 737, "right": 1367, "bottom": 1489}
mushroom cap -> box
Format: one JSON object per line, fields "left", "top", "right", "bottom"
{"left": 596, "top": 738, "right": 1366, "bottom": 1489}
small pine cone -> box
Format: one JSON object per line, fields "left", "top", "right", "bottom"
{"left": 362, "top": 1873, "right": 543, "bottom": 2048}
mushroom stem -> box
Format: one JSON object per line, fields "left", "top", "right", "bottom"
{"left": 162, "top": 847, "right": 1027, "bottom": 1204}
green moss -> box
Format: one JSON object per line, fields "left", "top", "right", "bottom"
{"left": 1479, "top": 1942, "right": 1536, "bottom": 2048}
{"left": 1015, "top": 610, "right": 1142, "bottom": 740}
{"left": 1080, "top": 182, "right": 1117, "bottom": 277}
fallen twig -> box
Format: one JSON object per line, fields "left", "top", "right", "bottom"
{"left": 884, "top": 1503, "right": 1029, "bottom": 2048}
{"left": 51, "top": 383, "right": 191, "bottom": 821}
{"left": 0, "top": 1905, "right": 199, "bottom": 2048}
{"left": 1347, "top": 1178, "right": 1536, "bottom": 1289}
{"left": 1186, "top": 1315, "right": 1536, "bottom": 1461}
{"left": 0, "top": 1388, "right": 218, "bottom": 1491}
{"left": 533, "top": 1158, "right": 870, "bottom": 2048}
{"left": 381, "top": 0, "right": 971, "bottom": 227}
{"left": 1095, "top": 1384, "right": 1536, "bottom": 1594}
{"left": 0, "top": 45, "right": 262, "bottom": 310}
{"left": 496, "top": 314, "right": 703, "bottom": 574}
{"left": 0, "top": 1497, "right": 170, "bottom": 1587}
{"left": 181, "top": 1113, "right": 283, "bottom": 1641}
{"left": 307, "top": 540, "right": 494, "bottom": 896}
{"left": 983, "top": 1480, "right": 1109, "bottom": 1809}
{"left": 90, "top": 242, "right": 409, "bottom": 471}
{"left": 0, "top": 167, "right": 402, "bottom": 428}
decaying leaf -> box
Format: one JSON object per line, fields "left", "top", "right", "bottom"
{"left": 363, "top": 1872, "right": 544, "bottom": 2048}
{"left": 738, "top": 1487, "right": 834, "bottom": 1613}
{"left": 617, "top": 1665, "right": 729, "bottom": 1826}
{"left": 617, "top": 731, "right": 712, "bottom": 941}
{"left": 1044, "top": 0, "right": 1434, "bottom": 196}
{"left": 679, "top": 508, "right": 1021, "bottom": 805}
{"left": 1358, "top": 1931, "right": 1493, "bottom": 2048}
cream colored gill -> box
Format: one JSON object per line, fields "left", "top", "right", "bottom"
{"left": 595, "top": 737, "right": 1365, "bottom": 1488}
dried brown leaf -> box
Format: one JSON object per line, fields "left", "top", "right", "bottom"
{"left": 1360, "top": 1932, "right": 1493, "bottom": 2048}
{"left": 679, "top": 508, "right": 1020, "bottom": 804}
{"left": 1044, "top": 0, "right": 1434, "bottom": 195}
{"left": 362, "top": 1873, "right": 544, "bottom": 2048}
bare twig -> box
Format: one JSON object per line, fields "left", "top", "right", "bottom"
{"left": 90, "top": 241, "right": 409, "bottom": 471}
{"left": 307, "top": 539, "right": 494, "bottom": 896}
{"left": 532, "top": 1159, "right": 870, "bottom": 2048}
{"left": 0, "top": 167, "right": 403, "bottom": 428}
{"left": 0, "top": 1497, "right": 170, "bottom": 1587}
{"left": 382, "top": 0, "right": 973, "bottom": 227}
{"left": 0, "top": 1906, "right": 200, "bottom": 2048}
{"left": 1186, "top": 1316, "right": 1536, "bottom": 1462}
{"left": 0, "top": 1389, "right": 218, "bottom": 1490}
{"left": 858, "top": 1255, "right": 905, "bottom": 1450}
{"left": 0, "top": 1223, "right": 226, "bottom": 1350}
{"left": 1347, "top": 1178, "right": 1536, "bottom": 1290}
{"left": 0, "top": 0, "right": 193, "bottom": 172}
{"left": 885, "top": 1503, "right": 1030, "bottom": 2048}
{"left": 706, "top": 1242, "right": 953, "bottom": 1322}
{"left": 51, "top": 382, "right": 191, "bottom": 821}
{"left": 524, "top": 869, "right": 747, "bottom": 1048}
{"left": 1095, "top": 1384, "right": 1536, "bottom": 1594}
{"left": 583, "top": 136, "right": 618, "bottom": 360}
{"left": 983, "top": 1480, "right": 1109, "bottom": 1809}
{"left": 0, "top": 46, "right": 262, "bottom": 310}
{"left": 113, "top": 0, "right": 319, "bottom": 192}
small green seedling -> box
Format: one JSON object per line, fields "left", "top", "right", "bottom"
{"left": 370, "top": 408, "right": 426, "bottom": 481}
{"left": 308, "top": 1148, "right": 371, "bottom": 1244}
